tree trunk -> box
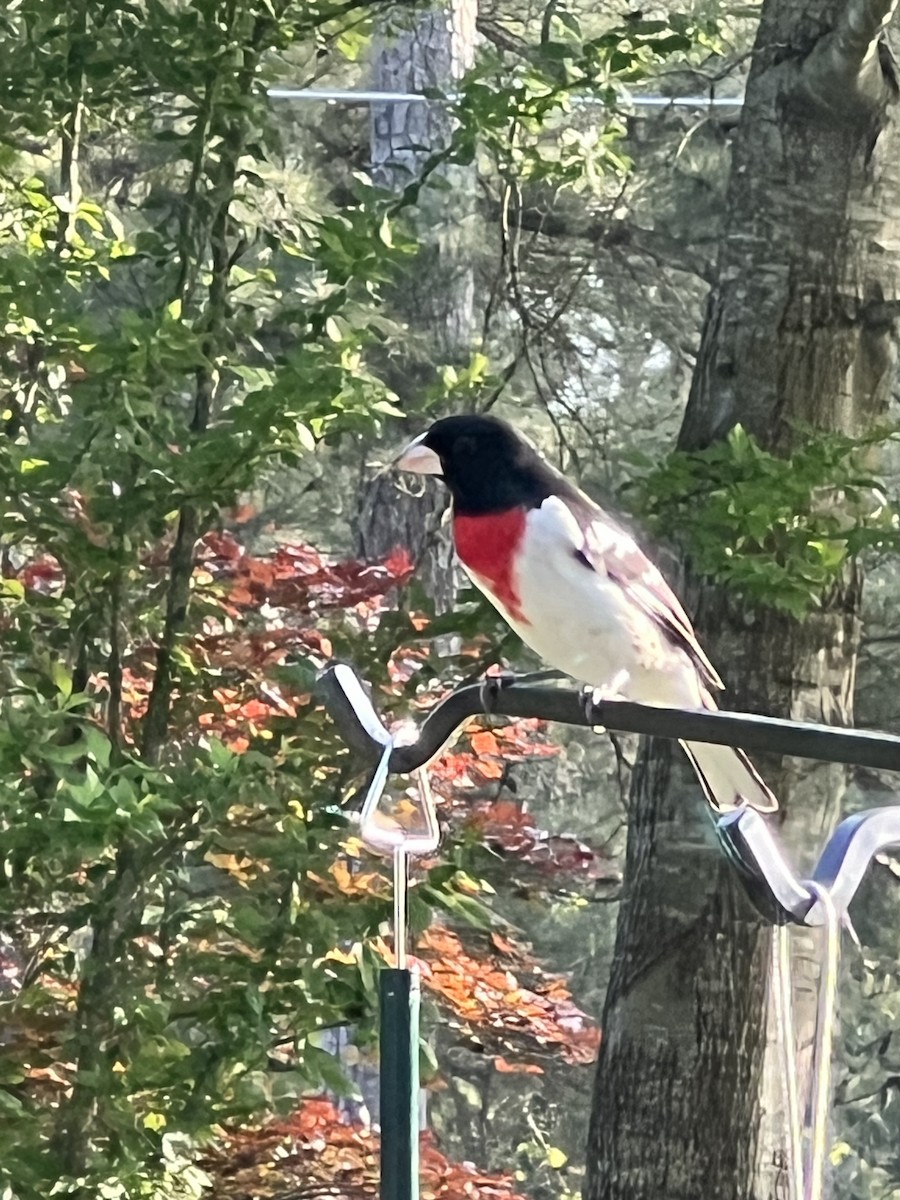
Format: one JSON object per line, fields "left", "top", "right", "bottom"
{"left": 354, "top": 2, "right": 478, "bottom": 606}
{"left": 588, "top": 740, "right": 771, "bottom": 1200}
{"left": 587, "top": 0, "right": 900, "bottom": 1196}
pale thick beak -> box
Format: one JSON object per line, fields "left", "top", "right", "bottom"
{"left": 394, "top": 432, "right": 443, "bottom": 475}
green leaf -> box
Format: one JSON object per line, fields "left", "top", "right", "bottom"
{"left": 546, "top": 1147, "right": 568, "bottom": 1169}
{"left": 83, "top": 725, "right": 111, "bottom": 769}
{"left": 20, "top": 458, "right": 49, "bottom": 474}
{"left": 51, "top": 661, "right": 73, "bottom": 700}
{"left": 0, "top": 1090, "right": 25, "bottom": 1115}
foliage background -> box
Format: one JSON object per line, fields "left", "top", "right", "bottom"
{"left": 1, "top": 2, "right": 899, "bottom": 1199}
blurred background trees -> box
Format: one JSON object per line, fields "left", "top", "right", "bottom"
{"left": 1, "top": 2, "right": 900, "bottom": 1199}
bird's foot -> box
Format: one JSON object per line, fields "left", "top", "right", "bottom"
{"left": 478, "top": 668, "right": 564, "bottom": 714}
{"left": 583, "top": 672, "right": 631, "bottom": 733}
{"left": 479, "top": 669, "right": 517, "bottom": 714}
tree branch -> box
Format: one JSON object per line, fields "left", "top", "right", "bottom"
{"left": 475, "top": 17, "right": 527, "bottom": 54}
{"left": 0, "top": 130, "right": 50, "bottom": 157}
{"left": 800, "top": 0, "right": 900, "bottom": 116}
{"left": 482, "top": 198, "right": 715, "bottom": 282}
{"left": 141, "top": 4, "right": 279, "bottom": 763}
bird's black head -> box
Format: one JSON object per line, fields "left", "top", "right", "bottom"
{"left": 395, "top": 414, "right": 559, "bottom": 516}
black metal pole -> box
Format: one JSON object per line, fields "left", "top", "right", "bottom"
{"left": 319, "top": 662, "right": 900, "bottom": 926}
{"left": 316, "top": 664, "right": 900, "bottom": 775}
{"left": 379, "top": 968, "right": 420, "bottom": 1200}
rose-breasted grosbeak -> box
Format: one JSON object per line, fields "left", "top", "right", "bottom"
{"left": 396, "top": 413, "right": 777, "bottom": 813}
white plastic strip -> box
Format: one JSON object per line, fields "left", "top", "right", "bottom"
{"left": 267, "top": 86, "right": 744, "bottom": 109}
{"left": 359, "top": 737, "right": 397, "bottom": 852}
{"left": 332, "top": 663, "right": 393, "bottom": 747}
{"left": 773, "top": 884, "right": 842, "bottom": 1200}
{"left": 804, "top": 883, "right": 841, "bottom": 1200}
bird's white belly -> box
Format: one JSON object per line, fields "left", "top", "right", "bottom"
{"left": 514, "top": 564, "right": 658, "bottom": 692}
{"left": 465, "top": 514, "right": 699, "bottom": 709}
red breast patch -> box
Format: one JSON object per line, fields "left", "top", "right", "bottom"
{"left": 453, "top": 508, "right": 529, "bottom": 624}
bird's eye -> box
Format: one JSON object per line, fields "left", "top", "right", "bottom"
{"left": 453, "top": 434, "right": 476, "bottom": 457}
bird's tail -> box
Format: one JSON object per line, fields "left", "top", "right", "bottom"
{"left": 680, "top": 739, "right": 778, "bottom": 813}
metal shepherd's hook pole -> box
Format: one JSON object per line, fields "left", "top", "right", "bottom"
{"left": 358, "top": 713, "right": 440, "bottom": 1200}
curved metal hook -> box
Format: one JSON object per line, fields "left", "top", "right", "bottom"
{"left": 716, "top": 807, "right": 900, "bottom": 925}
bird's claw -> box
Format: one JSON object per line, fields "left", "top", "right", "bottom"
{"left": 584, "top": 673, "right": 631, "bottom": 733}
{"left": 581, "top": 687, "right": 605, "bottom": 733}
{"left": 479, "top": 669, "right": 517, "bottom": 715}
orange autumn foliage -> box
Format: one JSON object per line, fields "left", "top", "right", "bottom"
{"left": 207, "top": 1097, "right": 529, "bottom": 1200}
{"left": 378, "top": 926, "right": 600, "bottom": 1070}
{"left": 79, "top": 538, "right": 414, "bottom": 750}
{"left": 463, "top": 797, "right": 621, "bottom": 883}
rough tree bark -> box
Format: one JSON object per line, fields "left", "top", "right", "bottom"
{"left": 354, "top": 2, "right": 477, "bottom": 605}
{"left": 587, "top": 0, "right": 900, "bottom": 1196}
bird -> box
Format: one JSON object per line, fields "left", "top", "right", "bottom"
{"left": 395, "top": 413, "right": 777, "bottom": 814}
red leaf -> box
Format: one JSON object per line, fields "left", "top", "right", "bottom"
{"left": 494, "top": 1056, "right": 544, "bottom": 1075}
{"left": 470, "top": 730, "right": 501, "bottom": 757}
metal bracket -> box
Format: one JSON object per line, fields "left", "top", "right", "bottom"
{"left": 716, "top": 806, "right": 900, "bottom": 924}
{"left": 318, "top": 664, "right": 900, "bottom": 926}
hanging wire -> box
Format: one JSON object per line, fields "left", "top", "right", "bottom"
{"left": 772, "top": 925, "right": 804, "bottom": 1200}
{"left": 393, "top": 846, "right": 408, "bottom": 970}
{"left": 773, "top": 886, "right": 842, "bottom": 1200}
{"left": 360, "top": 744, "right": 439, "bottom": 969}
{"left": 804, "top": 883, "right": 841, "bottom": 1200}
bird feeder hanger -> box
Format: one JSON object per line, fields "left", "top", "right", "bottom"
{"left": 322, "top": 662, "right": 900, "bottom": 1200}
{"left": 351, "top": 673, "right": 439, "bottom": 1200}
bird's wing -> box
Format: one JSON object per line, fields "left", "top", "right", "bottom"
{"left": 543, "top": 492, "right": 724, "bottom": 694}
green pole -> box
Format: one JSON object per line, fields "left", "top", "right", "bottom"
{"left": 379, "top": 967, "right": 420, "bottom": 1200}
